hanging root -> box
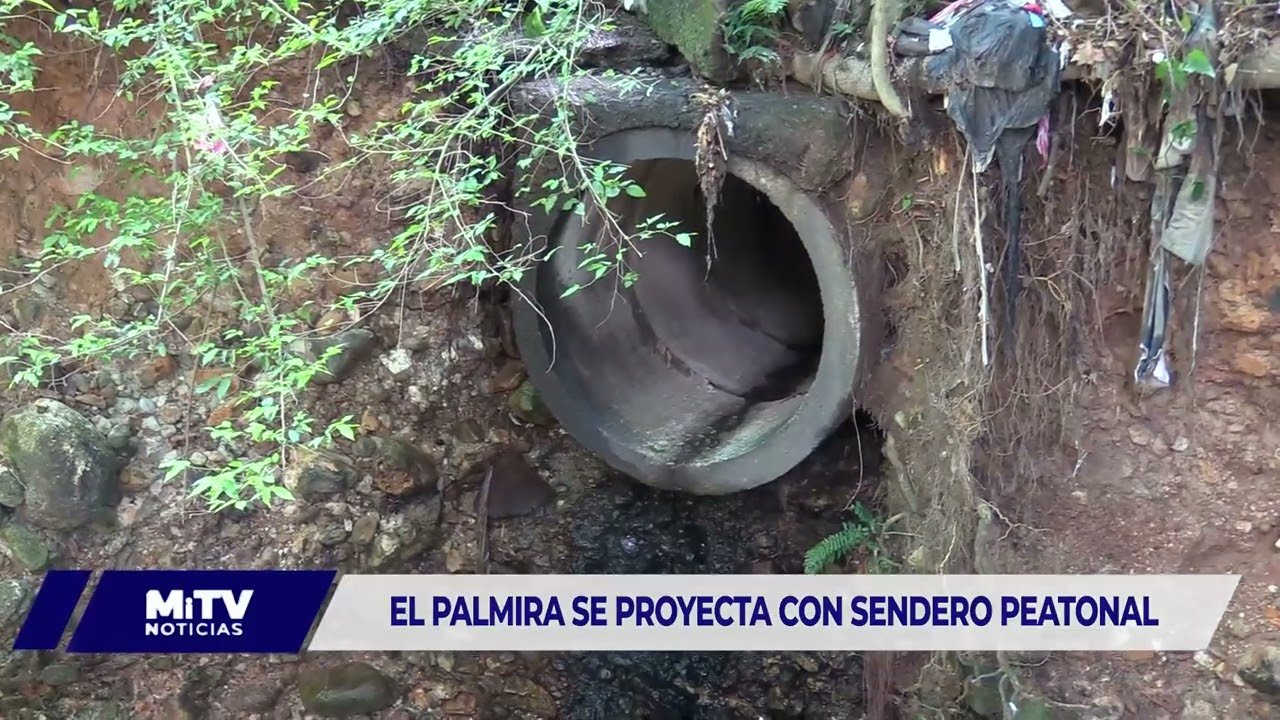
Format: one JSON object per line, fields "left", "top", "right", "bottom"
{"left": 870, "top": 0, "right": 910, "bottom": 118}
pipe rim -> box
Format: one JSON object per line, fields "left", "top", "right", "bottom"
{"left": 513, "top": 127, "right": 863, "bottom": 495}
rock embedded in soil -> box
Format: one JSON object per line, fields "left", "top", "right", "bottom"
{"left": 1238, "top": 645, "right": 1280, "bottom": 696}
{"left": 350, "top": 512, "right": 379, "bottom": 548}
{"left": 297, "top": 661, "right": 397, "bottom": 717}
{"left": 0, "top": 578, "right": 30, "bottom": 623}
{"left": 372, "top": 437, "right": 439, "bottom": 498}
{"left": 285, "top": 447, "right": 359, "bottom": 500}
{"left": 220, "top": 680, "right": 283, "bottom": 714}
{"left": 11, "top": 295, "right": 46, "bottom": 327}
{"left": 508, "top": 380, "right": 555, "bottom": 426}
{"left": 0, "top": 399, "right": 122, "bottom": 530}
{"left": 0, "top": 467, "right": 22, "bottom": 507}
{"left": 0, "top": 520, "right": 51, "bottom": 570}
{"left": 301, "top": 329, "right": 378, "bottom": 385}
{"left": 369, "top": 497, "right": 442, "bottom": 569}
{"left": 38, "top": 662, "right": 79, "bottom": 687}
{"left": 478, "top": 450, "right": 553, "bottom": 520}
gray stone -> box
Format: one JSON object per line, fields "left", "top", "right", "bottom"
{"left": 351, "top": 436, "right": 381, "bottom": 459}
{"left": 298, "top": 662, "right": 397, "bottom": 717}
{"left": 369, "top": 497, "right": 443, "bottom": 570}
{"left": 0, "top": 521, "right": 50, "bottom": 570}
{"left": 11, "top": 296, "right": 45, "bottom": 327}
{"left": 105, "top": 424, "right": 133, "bottom": 451}
{"left": 38, "top": 662, "right": 79, "bottom": 686}
{"left": 284, "top": 448, "right": 358, "bottom": 500}
{"left": 0, "top": 467, "right": 22, "bottom": 507}
{"left": 0, "top": 399, "right": 121, "bottom": 529}
{"left": 0, "top": 579, "right": 30, "bottom": 623}
{"left": 350, "top": 512, "right": 379, "bottom": 548}
{"left": 317, "top": 524, "right": 349, "bottom": 546}
{"left": 304, "top": 329, "right": 377, "bottom": 385}
{"left": 221, "top": 681, "right": 282, "bottom": 714}
{"left": 1238, "top": 644, "right": 1280, "bottom": 696}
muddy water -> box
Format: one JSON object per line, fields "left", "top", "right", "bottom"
{"left": 510, "top": 422, "right": 879, "bottom": 717}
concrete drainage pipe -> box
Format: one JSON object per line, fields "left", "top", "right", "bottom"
{"left": 513, "top": 127, "right": 872, "bottom": 495}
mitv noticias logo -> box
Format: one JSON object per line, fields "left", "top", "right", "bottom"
{"left": 144, "top": 588, "right": 253, "bottom": 637}
{"left": 13, "top": 569, "right": 337, "bottom": 653}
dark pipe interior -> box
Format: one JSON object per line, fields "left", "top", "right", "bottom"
{"left": 626, "top": 159, "right": 823, "bottom": 401}
{"left": 535, "top": 157, "right": 824, "bottom": 468}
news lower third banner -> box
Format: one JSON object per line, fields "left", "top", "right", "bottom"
{"left": 13, "top": 571, "right": 1238, "bottom": 653}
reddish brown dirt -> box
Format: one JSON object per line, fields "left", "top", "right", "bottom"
{"left": 994, "top": 111, "right": 1280, "bottom": 717}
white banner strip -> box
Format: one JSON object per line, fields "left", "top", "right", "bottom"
{"left": 307, "top": 574, "right": 1238, "bottom": 652}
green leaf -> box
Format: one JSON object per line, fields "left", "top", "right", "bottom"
{"left": 624, "top": 183, "right": 646, "bottom": 198}
{"left": 674, "top": 232, "right": 692, "bottom": 247}
{"left": 1181, "top": 48, "right": 1215, "bottom": 78}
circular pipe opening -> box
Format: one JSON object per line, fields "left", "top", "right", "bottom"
{"left": 514, "top": 128, "right": 866, "bottom": 495}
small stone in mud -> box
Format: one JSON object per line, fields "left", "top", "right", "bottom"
{"left": 478, "top": 451, "right": 553, "bottom": 520}
{"left": 38, "top": 663, "right": 79, "bottom": 687}
{"left": 75, "top": 393, "right": 107, "bottom": 410}
{"left": 105, "top": 424, "right": 132, "bottom": 451}
{"left": 302, "top": 329, "right": 378, "bottom": 385}
{"left": 372, "top": 437, "right": 438, "bottom": 497}
{"left": 11, "top": 296, "right": 45, "bottom": 327}
{"left": 369, "top": 497, "right": 442, "bottom": 569}
{"left": 351, "top": 436, "right": 381, "bottom": 459}
{"left": 508, "top": 380, "right": 554, "bottom": 426}
{"left": 350, "top": 512, "right": 379, "bottom": 548}
{"left": 1238, "top": 645, "right": 1280, "bottom": 695}
{"left": 0, "top": 521, "right": 51, "bottom": 570}
{"left": 317, "top": 524, "right": 350, "bottom": 547}
{"left": 380, "top": 347, "right": 413, "bottom": 380}
{"left": 220, "top": 681, "right": 283, "bottom": 714}
{"left": 297, "top": 662, "right": 396, "bottom": 717}
{"left": 285, "top": 448, "right": 359, "bottom": 499}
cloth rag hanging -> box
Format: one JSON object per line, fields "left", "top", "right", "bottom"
{"left": 932, "top": 0, "right": 1062, "bottom": 349}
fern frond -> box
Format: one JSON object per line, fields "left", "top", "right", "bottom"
{"left": 804, "top": 522, "right": 870, "bottom": 574}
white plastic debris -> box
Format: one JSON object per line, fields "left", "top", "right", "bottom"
{"left": 928, "top": 28, "right": 954, "bottom": 52}
{"left": 1041, "top": 0, "right": 1074, "bottom": 19}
